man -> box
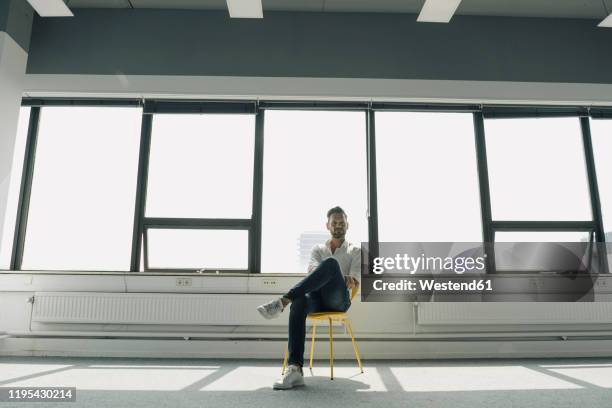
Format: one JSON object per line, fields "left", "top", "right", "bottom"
{"left": 257, "top": 206, "right": 361, "bottom": 390}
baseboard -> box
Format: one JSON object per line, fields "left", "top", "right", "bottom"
{"left": 2, "top": 337, "right": 612, "bottom": 359}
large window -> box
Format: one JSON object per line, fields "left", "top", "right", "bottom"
{"left": 143, "top": 113, "right": 255, "bottom": 271}
{"left": 6, "top": 101, "right": 609, "bottom": 274}
{"left": 261, "top": 110, "right": 367, "bottom": 273}
{"left": 0, "top": 107, "right": 30, "bottom": 269}
{"left": 146, "top": 114, "right": 254, "bottom": 219}
{"left": 376, "top": 112, "right": 482, "bottom": 242}
{"left": 484, "top": 117, "right": 591, "bottom": 221}
{"left": 482, "top": 116, "right": 598, "bottom": 273}
{"left": 21, "top": 107, "right": 142, "bottom": 271}
{"left": 591, "top": 119, "right": 612, "bottom": 237}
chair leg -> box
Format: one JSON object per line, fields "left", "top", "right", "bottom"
{"left": 329, "top": 317, "right": 334, "bottom": 380}
{"left": 281, "top": 343, "right": 288, "bottom": 375}
{"left": 309, "top": 322, "right": 317, "bottom": 370}
{"left": 344, "top": 319, "right": 363, "bottom": 373}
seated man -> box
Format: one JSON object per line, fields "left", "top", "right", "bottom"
{"left": 257, "top": 206, "right": 360, "bottom": 390}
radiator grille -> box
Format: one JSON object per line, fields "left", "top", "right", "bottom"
{"left": 418, "top": 303, "right": 612, "bottom": 325}
{"left": 32, "top": 292, "right": 283, "bottom": 325}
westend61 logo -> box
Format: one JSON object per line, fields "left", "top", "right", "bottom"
{"left": 372, "top": 253, "right": 486, "bottom": 275}
{"left": 360, "top": 242, "right": 606, "bottom": 303}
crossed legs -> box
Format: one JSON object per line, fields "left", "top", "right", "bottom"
{"left": 283, "top": 257, "right": 351, "bottom": 367}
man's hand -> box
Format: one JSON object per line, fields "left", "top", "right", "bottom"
{"left": 344, "top": 276, "right": 359, "bottom": 290}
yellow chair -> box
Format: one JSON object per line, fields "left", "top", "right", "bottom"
{"left": 281, "top": 285, "right": 363, "bottom": 380}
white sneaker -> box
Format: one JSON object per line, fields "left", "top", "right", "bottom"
{"left": 257, "top": 298, "right": 285, "bottom": 319}
{"left": 273, "top": 364, "right": 304, "bottom": 390}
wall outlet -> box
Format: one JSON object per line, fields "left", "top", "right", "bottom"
{"left": 262, "top": 278, "right": 278, "bottom": 287}
{"left": 176, "top": 277, "right": 193, "bottom": 287}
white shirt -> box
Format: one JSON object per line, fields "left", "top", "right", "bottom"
{"left": 307, "top": 239, "right": 361, "bottom": 282}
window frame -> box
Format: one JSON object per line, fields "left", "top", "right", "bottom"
{"left": 259, "top": 106, "right": 370, "bottom": 274}
{"left": 11, "top": 100, "right": 143, "bottom": 272}
{"left": 138, "top": 101, "right": 260, "bottom": 273}
{"left": 7, "top": 98, "right": 608, "bottom": 274}
{"left": 143, "top": 224, "right": 251, "bottom": 272}
{"left": 476, "top": 111, "right": 607, "bottom": 274}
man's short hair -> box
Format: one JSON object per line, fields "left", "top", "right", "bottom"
{"left": 327, "top": 206, "right": 347, "bottom": 220}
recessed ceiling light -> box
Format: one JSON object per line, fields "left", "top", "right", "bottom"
{"left": 598, "top": 0, "right": 612, "bottom": 26}
{"left": 417, "top": 0, "right": 462, "bottom": 23}
{"left": 599, "top": 13, "right": 612, "bottom": 27}
{"left": 226, "top": 0, "right": 263, "bottom": 18}
{"left": 26, "top": 0, "right": 73, "bottom": 17}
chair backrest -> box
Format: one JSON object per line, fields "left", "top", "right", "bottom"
{"left": 350, "top": 285, "right": 359, "bottom": 301}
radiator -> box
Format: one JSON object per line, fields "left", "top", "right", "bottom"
{"left": 418, "top": 302, "right": 612, "bottom": 325}
{"left": 31, "top": 292, "right": 612, "bottom": 328}
{"left": 31, "top": 292, "right": 286, "bottom": 326}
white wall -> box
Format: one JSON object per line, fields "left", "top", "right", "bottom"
{"left": 2, "top": 272, "right": 612, "bottom": 358}
{"left": 6, "top": 65, "right": 612, "bottom": 359}
{"left": 0, "top": 32, "right": 27, "bottom": 271}
{"left": 23, "top": 74, "right": 612, "bottom": 106}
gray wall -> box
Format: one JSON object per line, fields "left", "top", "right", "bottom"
{"left": 0, "top": 0, "right": 33, "bottom": 52}
{"left": 26, "top": 9, "right": 612, "bottom": 84}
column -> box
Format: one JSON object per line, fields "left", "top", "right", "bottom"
{"left": 0, "top": 0, "right": 32, "bottom": 268}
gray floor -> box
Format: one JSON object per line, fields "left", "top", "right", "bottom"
{"left": 1, "top": 356, "right": 611, "bottom": 407}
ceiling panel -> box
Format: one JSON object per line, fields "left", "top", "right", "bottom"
{"left": 324, "top": 0, "right": 423, "bottom": 14}
{"left": 66, "top": 0, "right": 131, "bottom": 8}
{"left": 129, "top": 0, "right": 226, "bottom": 9}
{"left": 64, "top": 0, "right": 611, "bottom": 19}
{"left": 264, "top": 0, "right": 325, "bottom": 12}
{"left": 459, "top": 0, "right": 606, "bottom": 19}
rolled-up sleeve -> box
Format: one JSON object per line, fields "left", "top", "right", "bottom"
{"left": 307, "top": 245, "right": 323, "bottom": 273}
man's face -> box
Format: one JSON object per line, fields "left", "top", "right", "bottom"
{"left": 327, "top": 213, "right": 348, "bottom": 239}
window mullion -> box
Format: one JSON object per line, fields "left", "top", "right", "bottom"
{"left": 130, "top": 113, "right": 153, "bottom": 272}
{"left": 11, "top": 107, "right": 40, "bottom": 271}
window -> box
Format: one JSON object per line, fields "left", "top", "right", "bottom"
{"left": 9, "top": 101, "right": 609, "bottom": 274}
{"left": 484, "top": 118, "right": 591, "bottom": 221}
{"left": 0, "top": 107, "right": 30, "bottom": 269}
{"left": 22, "top": 107, "right": 142, "bottom": 271}
{"left": 143, "top": 113, "right": 255, "bottom": 271}
{"left": 590, "top": 119, "right": 612, "bottom": 237}
{"left": 146, "top": 229, "right": 248, "bottom": 270}
{"left": 261, "top": 110, "right": 367, "bottom": 273}
{"left": 495, "top": 231, "right": 590, "bottom": 242}
{"left": 146, "top": 114, "right": 254, "bottom": 219}
{"left": 376, "top": 112, "right": 482, "bottom": 242}
{"left": 494, "top": 231, "right": 593, "bottom": 273}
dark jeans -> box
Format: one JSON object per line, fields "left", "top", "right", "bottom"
{"left": 283, "top": 257, "right": 351, "bottom": 367}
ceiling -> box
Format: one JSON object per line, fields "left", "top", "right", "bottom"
{"left": 64, "top": 0, "right": 612, "bottom": 19}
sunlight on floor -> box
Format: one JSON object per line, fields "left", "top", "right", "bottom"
{"left": 544, "top": 367, "right": 612, "bottom": 388}
{"left": 3, "top": 358, "right": 612, "bottom": 408}
{"left": 2, "top": 360, "right": 612, "bottom": 394}
{"left": 1, "top": 365, "right": 217, "bottom": 391}
{"left": 0, "top": 364, "right": 73, "bottom": 383}
{"left": 388, "top": 366, "right": 581, "bottom": 392}
{"left": 540, "top": 363, "right": 612, "bottom": 368}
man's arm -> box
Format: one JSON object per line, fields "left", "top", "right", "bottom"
{"left": 348, "top": 246, "right": 361, "bottom": 285}
{"left": 307, "top": 245, "right": 323, "bottom": 274}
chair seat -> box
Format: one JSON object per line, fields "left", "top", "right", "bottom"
{"left": 307, "top": 312, "right": 348, "bottom": 320}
